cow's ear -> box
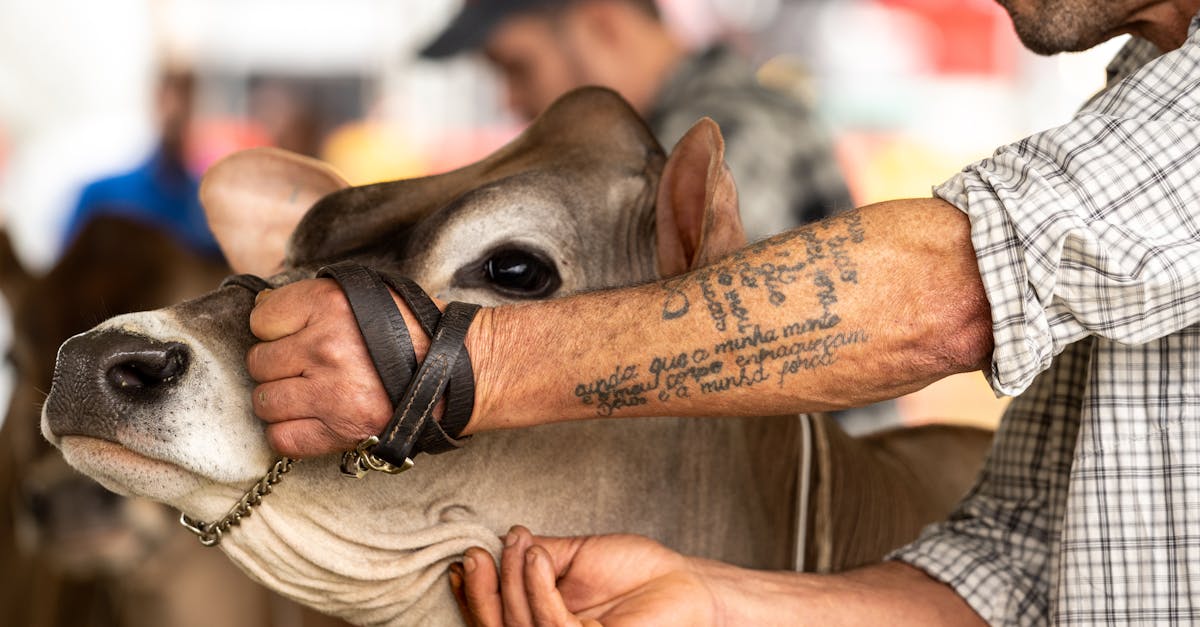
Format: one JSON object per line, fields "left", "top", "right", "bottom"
{"left": 655, "top": 118, "right": 746, "bottom": 277}
{"left": 0, "top": 228, "right": 30, "bottom": 308}
{"left": 200, "top": 147, "right": 349, "bottom": 275}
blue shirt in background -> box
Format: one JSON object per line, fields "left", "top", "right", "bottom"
{"left": 62, "top": 148, "right": 223, "bottom": 261}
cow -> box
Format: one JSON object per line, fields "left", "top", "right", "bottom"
{"left": 1, "top": 216, "right": 348, "bottom": 626}
{"left": 40, "top": 88, "right": 991, "bottom": 626}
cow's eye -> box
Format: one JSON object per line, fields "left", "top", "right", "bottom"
{"left": 482, "top": 249, "right": 559, "bottom": 297}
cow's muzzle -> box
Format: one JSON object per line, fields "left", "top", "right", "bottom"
{"left": 45, "top": 331, "right": 190, "bottom": 440}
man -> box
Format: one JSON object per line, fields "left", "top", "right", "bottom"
{"left": 247, "top": 0, "right": 1200, "bottom": 623}
{"left": 420, "top": 0, "right": 852, "bottom": 240}
{"left": 62, "top": 70, "right": 223, "bottom": 261}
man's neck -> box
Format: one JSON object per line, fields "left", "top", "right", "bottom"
{"left": 1126, "top": 0, "right": 1200, "bottom": 51}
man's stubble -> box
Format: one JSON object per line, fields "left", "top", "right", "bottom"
{"left": 997, "top": 0, "right": 1128, "bottom": 54}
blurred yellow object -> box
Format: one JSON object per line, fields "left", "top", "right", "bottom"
{"left": 756, "top": 54, "right": 818, "bottom": 110}
{"left": 899, "top": 371, "right": 1009, "bottom": 431}
{"left": 836, "top": 132, "right": 969, "bottom": 205}
{"left": 321, "top": 121, "right": 429, "bottom": 186}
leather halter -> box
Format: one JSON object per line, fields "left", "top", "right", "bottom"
{"left": 225, "top": 264, "right": 480, "bottom": 469}
{"left": 181, "top": 266, "right": 477, "bottom": 546}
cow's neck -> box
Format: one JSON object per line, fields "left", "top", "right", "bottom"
{"left": 210, "top": 456, "right": 499, "bottom": 626}
{"left": 180, "top": 417, "right": 789, "bottom": 626}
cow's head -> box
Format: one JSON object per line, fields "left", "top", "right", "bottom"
{"left": 1, "top": 218, "right": 227, "bottom": 575}
{"left": 39, "top": 87, "right": 745, "bottom": 621}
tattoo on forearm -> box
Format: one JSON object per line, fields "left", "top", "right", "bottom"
{"left": 575, "top": 211, "right": 870, "bottom": 416}
{"left": 662, "top": 211, "right": 864, "bottom": 329}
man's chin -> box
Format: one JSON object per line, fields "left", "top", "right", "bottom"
{"left": 1000, "top": 0, "right": 1130, "bottom": 56}
{"left": 57, "top": 436, "right": 204, "bottom": 504}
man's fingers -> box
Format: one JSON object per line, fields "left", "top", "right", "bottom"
{"left": 246, "top": 336, "right": 309, "bottom": 382}
{"left": 524, "top": 534, "right": 588, "bottom": 576}
{"left": 524, "top": 545, "right": 583, "bottom": 627}
{"left": 249, "top": 279, "right": 343, "bottom": 341}
{"left": 253, "top": 370, "right": 391, "bottom": 447}
{"left": 263, "top": 417, "right": 343, "bottom": 459}
{"left": 462, "top": 548, "right": 503, "bottom": 627}
{"left": 253, "top": 378, "right": 323, "bottom": 424}
{"left": 448, "top": 563, "right": 473, "bottom": 627}
{"left": 502, "top": 526, "right": 536, "bottom": 627}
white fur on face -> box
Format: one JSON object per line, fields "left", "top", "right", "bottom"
{"left": 42, "top": 310, "right": 275, "bottom": 516}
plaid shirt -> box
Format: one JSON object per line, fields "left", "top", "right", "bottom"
{"left": 891, "top": 19, "right": 1200, "bottom": 626}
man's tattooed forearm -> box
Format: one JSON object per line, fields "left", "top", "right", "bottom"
{"left": 573, "top": 323, "right": 869, "bottom": 415}
{"left": 700, "top": 275, "right": 727, "bottom": 332}
{"left": 574, "top": 211, "right": 870, "bottom": 416}
{"left": 659, "top": 211, "right": 866, "bottom": 331}
{"left": 574, "top": 365, "right": 645, "bottom": 415}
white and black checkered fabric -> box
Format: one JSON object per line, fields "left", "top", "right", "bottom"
{"left": 891, "top": 21, "right": 1200, "bottom": 626}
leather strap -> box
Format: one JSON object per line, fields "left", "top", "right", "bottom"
{"left": 379, "top": 274, "right": 477, "bottom": 443}
{"left": 221, "top": 273, "right": 273, "bottom": 293}
{"left": 317, "top": 262, "right": 479, "bottom": 464}
{"left": 221, "top": 264, "right": 479, "bottom": 468}
{"left": 316, "top": 264, "right": 417, "bottom": 406}
{"left": 373, "top": 301, "right": 479, "bottom": 460}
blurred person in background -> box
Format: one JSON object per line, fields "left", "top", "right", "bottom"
{"left": 60, "top": 69, "right": 223, "bottom": 262}
{"left": 420, "top": 0, "right": 853, "bottom": 241}
{"left": 248, "top": 77, "right": 324, "bottom": 159}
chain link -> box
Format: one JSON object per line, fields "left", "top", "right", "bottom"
{"left": 180, "top": 457, "right": 295, "bottom": 547}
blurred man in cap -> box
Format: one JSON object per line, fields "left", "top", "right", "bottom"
{"left": 420, "top": 0, "right": 853, "bottom": 240}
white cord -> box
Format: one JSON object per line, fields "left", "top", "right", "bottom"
{"left": 793, "top": 413, "right": 813, "bottom": 572}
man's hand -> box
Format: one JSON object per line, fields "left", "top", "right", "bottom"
{"left": 246, "top": 278, "right": 429, "bottom": 458}
{"left": 456, "top": 526, "right": 715, "bottom": 627}
{"left": 454, "top": 526, "right": 988, "bottom": 627}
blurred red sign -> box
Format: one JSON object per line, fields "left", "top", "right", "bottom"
{"left": 878, "top": 0, "right": 1020, "bottom": 75}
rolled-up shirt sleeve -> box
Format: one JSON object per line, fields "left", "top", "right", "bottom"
{"left": 937, "top": 89, "right": 1200, "bottom": 396}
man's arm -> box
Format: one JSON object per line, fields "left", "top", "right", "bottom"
{"left": 468, "top": 197, "right": 991, "bottom": 432}
{"left": 248, "top": 197, "right": 991, "bottom": 455}
{"left": 455, "top": 527, "right": 986, "bottom": 627}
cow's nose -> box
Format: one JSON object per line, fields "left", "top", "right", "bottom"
{"left": 100, "top": 336, "right": 190, "bottom": 395}
{"left": 47, "top": 330, "right": 193, "bottom": 441}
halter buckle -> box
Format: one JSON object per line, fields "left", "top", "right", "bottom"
{"left": 340, "top": 436, "right": 414, "bottom": 478}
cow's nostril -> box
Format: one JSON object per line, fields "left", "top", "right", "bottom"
{"left": 105, "top": 342, "right": 189, "bottom": 393}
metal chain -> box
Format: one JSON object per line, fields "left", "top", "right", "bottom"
{"left": 179, "top": 457, "right": 295, "bottom": 547}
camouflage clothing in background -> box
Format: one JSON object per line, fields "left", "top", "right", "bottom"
{"left": 647, "top": 46, "right": 852, "bottom": 240}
